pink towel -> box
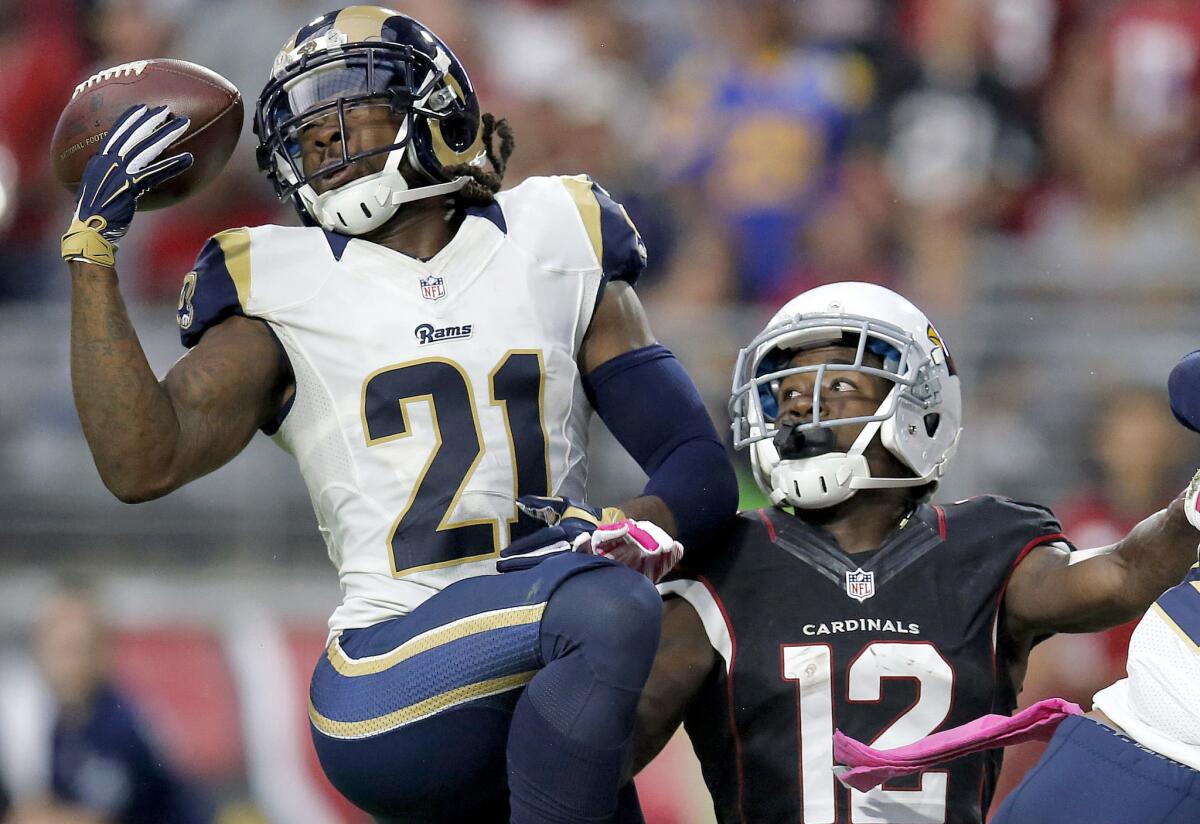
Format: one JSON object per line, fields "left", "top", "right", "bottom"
{"left": 834, "top": 697, "right": 1083, "bottom": 792}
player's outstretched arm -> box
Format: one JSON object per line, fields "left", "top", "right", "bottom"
{"left": 1004, "top": 486, "right": 1198, "bottom": 638}
{"left": 632, "top": 597, "right": 716, "bottom": 773}
{"left": 579, "top": 281, "right": 677, "bottom": 530}
{"left": 70, "top": 260, "right": 288, "bottom": 502}
{"left": 579, "top": 281, "right": 739, "bottom": 548}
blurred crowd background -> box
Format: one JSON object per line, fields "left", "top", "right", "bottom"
{"left": 2, "top": 0, "right": 1200, "bottom": 821}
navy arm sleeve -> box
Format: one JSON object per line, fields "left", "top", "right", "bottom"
{"left": 583, "top": 344, "right": 738, "bottom": 553}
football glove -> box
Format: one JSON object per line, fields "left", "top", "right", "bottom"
{"left": 61, "top": 104, "right": 193, "bottom": 268}
{"left": 498, "top": 495, "right": 683, "bottom": 582}
{"left": 496, "top": 495, "right": 626, "bottom": 573}
{"left": 585, "top": 518, "right": 684, "bottom": 583}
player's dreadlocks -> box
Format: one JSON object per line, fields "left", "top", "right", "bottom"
{"left": 448, "top": 113, "right": 515, "bottom": 205}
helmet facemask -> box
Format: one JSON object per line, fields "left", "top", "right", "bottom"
{"left": 255, "top": 39, "right": 478, "bottom": 234}
{"left": 731, "top": 314, "right": 948, "bottom": 509}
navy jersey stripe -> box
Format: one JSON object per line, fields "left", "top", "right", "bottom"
{"left": 178, "top": 230, "right": 249, "bottom": 348}
{"left": 559, "top": 174, "right": 646, "bottom": 287}
{"left": 321, "top": 229, "right": 351, "bottom": 261}
{"left": 590, "top": 180, "right": 646, "bottom": 286}
{"left": 1156, "top": 574, "right": 1200, "bottom": 647}
{"left": 466, "top": 200, "right": 507, "bottom": 234}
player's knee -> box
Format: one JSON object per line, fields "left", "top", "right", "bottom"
{"left": 544, "top": 564, "right": 663, "bottom": 686}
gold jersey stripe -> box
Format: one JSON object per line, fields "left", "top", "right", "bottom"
{"left": 327, "top": 602, "right": 546, "bottom": 677}
{"left": 1151, "top": 602, "right": 1200, "bottom": 653}
{"left": 560, "top": 175, "right": 603, "bottom": 268}
{"left": 214, "top": 228, "right": 251, "bottom": 310}
{"left": 309, "top": 670, "right": 535, "bottom": 738}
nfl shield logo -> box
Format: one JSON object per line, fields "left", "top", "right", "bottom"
{"left": 419, "top": 275, "right": 446, "bottom": 302}
{"left": 845, "top": 568, "right": 875, "bottom": 603}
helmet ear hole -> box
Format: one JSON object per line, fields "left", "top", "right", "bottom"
{"left": 923, "top": 413, "right": 941, "bottom": 438}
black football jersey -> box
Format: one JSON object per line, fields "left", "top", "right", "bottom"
{"left": 662, "top": 496, "right": 1068, "bottom": 824}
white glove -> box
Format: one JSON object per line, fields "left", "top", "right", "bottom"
{"left": 571, "top": 518, "right": 684, "bottom": 583}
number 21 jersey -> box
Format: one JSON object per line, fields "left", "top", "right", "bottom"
{"left": 661, "top": 496, "right": 1069, "bottom": 824}
{"left": 177, "top": 175, "right": 645, "bottom": 635}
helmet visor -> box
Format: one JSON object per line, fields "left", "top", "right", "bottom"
{"left": 256, "top": 43, "right": 444, "bottom": 195}
{"left": 283, "top": 60, "right": 400, "bottom": 118}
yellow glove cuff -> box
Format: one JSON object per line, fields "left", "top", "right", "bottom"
{"left": 561, "top": 505, "right": 627, "bottom": 526}
{"left": 599, "top": 506, "right": 627, "bottom": 524}
{"left": 61, "top": 215, "right": 116, "bottom": 268}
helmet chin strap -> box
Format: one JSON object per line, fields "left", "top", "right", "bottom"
{"left": 767, "top": 385, "right": 933, "bottom": 508}
{"left": 387, "top": 175, "right": 468, "bottom": 206}
{"left": 301, "top": 119, "right": 476, "bottom": 235}
{"left": 842, "top": 385, "right": 942, "bottom": 490}
{"left": 766, "top": 418, "right": 881, "bottom": 508}
{"left": 377, "top": 119, "right": 469, "bottom": 207}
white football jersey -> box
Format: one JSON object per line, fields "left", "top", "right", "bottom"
{"left": 177, "top": 175, "right": 646, "bottom": 634}
{"left": 1092, "top": 562, "right": 1200, "bottom": 771}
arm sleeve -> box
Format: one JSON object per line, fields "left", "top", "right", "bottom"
{"left": 177, "top": 228, "right": 251, "bottom": 348}
{"left": 583, "top": 344, "right": 738, "bottom": 552}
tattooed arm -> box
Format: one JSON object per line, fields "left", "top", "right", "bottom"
{"left": 70, "top": 260, "right": 291, "bottom": 502}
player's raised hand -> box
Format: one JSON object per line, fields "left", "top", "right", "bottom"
{"left": 61, "top": 104, "right": 193, "bottom": 268}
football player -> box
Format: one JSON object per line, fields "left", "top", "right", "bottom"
{"left": 835, "top": 547, "right": 1200, "bottom": 823}
{"left": 633, "top": 281, "right": 1199, "bottom": 823}
{"left": 61, "top": 7, "right": 737, "bottom": 823}
{"left": 990, "top": 556, "right": 1200, "bottom": 823}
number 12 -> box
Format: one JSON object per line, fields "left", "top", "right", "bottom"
{"left": 782, "top": 641, "right": 953, "bottom": 823}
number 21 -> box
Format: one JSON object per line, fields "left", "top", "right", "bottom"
{"left": 361, "top": 351, "right": 550, "bottom": 576}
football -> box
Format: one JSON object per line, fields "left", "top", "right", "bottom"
{"left": 50, "top": 59, "right": 243, "bottom": 210}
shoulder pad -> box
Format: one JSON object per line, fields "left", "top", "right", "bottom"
{"left": 497, "top": 175, "right": 647, "bottom": 285}
{"left": 177, "top": 228, "right": 251, "bottom": 348}
{"left": 557, "top": 174, "right": 647, "bottom": 286}
{"left": 940, "top": 494, "right": 1070, "bottom": 556}
{"left": 176, "top": 225, "right": 343, "bottom": 348}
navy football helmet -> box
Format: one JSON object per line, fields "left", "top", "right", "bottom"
{"left": 254, "top": 6, "right": 485, "bottom": 234}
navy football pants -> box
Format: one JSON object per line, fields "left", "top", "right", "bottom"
{"left": 991, "top": 715, "right": 1200, "bottom": 824}
{"left": 308, "top": 552, "right": 661, "bottom": 822}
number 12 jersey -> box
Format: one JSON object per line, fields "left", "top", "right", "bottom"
{"left": 661, "top": 496, "right": 1069, "bottom": 824}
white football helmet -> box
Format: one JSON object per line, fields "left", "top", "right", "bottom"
{"left": 730, "top": 282, "right": 962, "bottom": 509}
